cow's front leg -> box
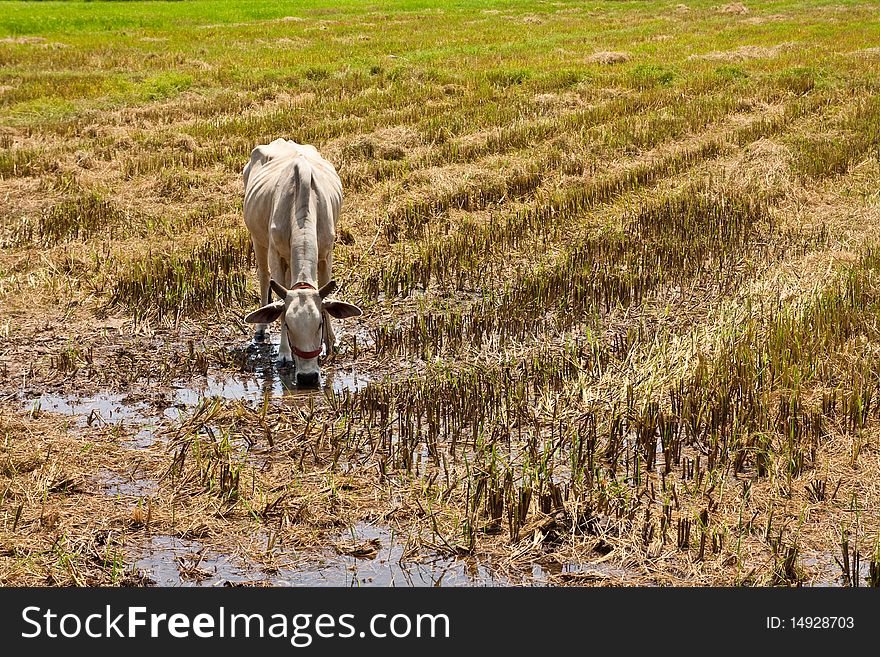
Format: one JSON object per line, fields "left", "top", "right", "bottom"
{"left": 322, "top": 309, "right": 336, "bottom": 357}
{"left": 317, "top": 256, "right": 337, "bottom": 355}
{"left": 268, "top": 250, "right": 292, "bottom": 365}
{"left": 278, "top": 325, "right": 293, "bottom": 366}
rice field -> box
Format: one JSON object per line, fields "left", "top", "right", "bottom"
{"left": 2, "top": 0, "right": 880, "bottom": 586}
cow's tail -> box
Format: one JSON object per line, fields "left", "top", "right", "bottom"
{"left": 295, "top": 158, "right": 313, "bottom": 229}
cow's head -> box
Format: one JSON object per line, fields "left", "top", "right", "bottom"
{"left": 244, "top": 279, "right": 361, "bottom": 386}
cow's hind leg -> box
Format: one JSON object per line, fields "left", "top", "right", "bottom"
{"left": 252, "top": 238, "right": 270, "bottom": 342}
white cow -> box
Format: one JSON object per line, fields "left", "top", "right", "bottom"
{"left": 242, "top": 138, "right": 361, "bottom": 386}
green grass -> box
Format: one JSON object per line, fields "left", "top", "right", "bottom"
{"left": 1, "top": 1, "right": 878, "bottom": 127}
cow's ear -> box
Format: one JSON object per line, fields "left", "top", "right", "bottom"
{"left": 318, "top": 279, "right": 337, "bottom": 299}
{"left": 244, "top": 300, "right": 285, "bottom": 324}
{"left": 269, "top": 279, "right": 289, "bottom": 299}
{"left": 323, "top": 299, "right": 362, "bottom": 319}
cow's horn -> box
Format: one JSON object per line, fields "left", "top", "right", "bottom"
{"left": 318, "top": 280, "right": 338, "bottom": 299}
{"left": 270, "top": 279, "right": 289, "bottom": 298}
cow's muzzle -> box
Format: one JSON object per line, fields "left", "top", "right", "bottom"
{"left": 296, "top": 371, "right": 320, "bottom": 387}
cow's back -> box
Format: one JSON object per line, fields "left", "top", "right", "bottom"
{"left": 243, "top": 139, "right": 342, "bottom": 252}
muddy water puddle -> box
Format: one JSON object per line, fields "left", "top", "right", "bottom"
{"left": 21, "top": 364, "right": 373, "bottom": 524}
{"left": 99, "top": 468, "right": 158, "bottom": 497}
{"left": 803, "top": 551, "right": 874, "bottom": 587}
{"left": 26, "top": 391, "right": 162, "bottom": 448}
{"left": 128, "top": 536, "right": 255, "bottom": 587}
{"left": 126, "top": 523, "right": 606, "bottom": 587}
{"left": 282, "top": 523, "right": 522, "bottom": 587}
{"left": 29, "top": 391, "right": 152, "bottom": 426}
{"left": 20, "top": 363, "right": 371, "bottom": 444}
{"left": 171, "top": 368, "right": 370, "bottom": 408}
